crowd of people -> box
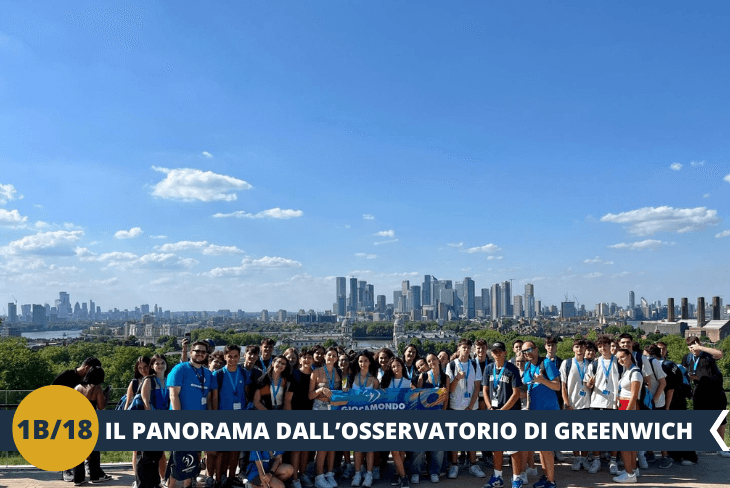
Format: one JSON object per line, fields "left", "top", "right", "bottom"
{"left": 51, "top": 333, "right": 728, "bottom": 488}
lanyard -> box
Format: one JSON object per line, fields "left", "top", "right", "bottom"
{"left": 271, "top": 376, "right": 282, "bottom": 406}
{"left": 394, "top": 376, "right": 404, "bottom": 389}
{"left": 261, "top": 358, "right": 272, "bottom": 371}
{"left": 227, "top": 368, "right": 241, "bottom": 397}
{"left": 601, "top": 356, "right": 613, "bottom": 379}
{"left": 357, "top": 373, "right": 369, "bottom": 388}
{"left": 492, "top": 365, "right": 507, "bottom": 392}
{"left": 459, "top": 361, "right": 471, "bottom": 383}
{"left": 325, "top": 366, "right": 337, "bottom": 390}
{"left": 691, "top": 355, "right": 700, "bottom": 372}
{"left": 430, "top": 371, "right": 440, "bottom": 388}
{"left": 574, "top": 358, "right": 586, "bottom": 383}
{"left": 526, "top": 363, "right": 540, "bottom": 391}
{"left": 193, "top": 365, "right": 206, "bottom": 390}
{"left": 407, "top": 365, "right": 415, "bottom": 379}
{"left": 156, "top": 377, "right": 167, "bottom": 399}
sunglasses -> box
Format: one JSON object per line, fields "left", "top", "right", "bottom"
{"left": 192, "top": 349, "right": 208, "bottom": 354}
{"left": 521, "top": 347, "right": 534, "bottom": 353}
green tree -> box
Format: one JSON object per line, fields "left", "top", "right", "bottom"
{"left": 0, "top": 338, "right": 55, "bottom": 390}
{"left": 323, "top": 339, "right": 337, "bottom": 348}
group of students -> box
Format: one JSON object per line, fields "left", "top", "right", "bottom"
{"left": 54, "top": 333, "right": 728, "bottom": 488}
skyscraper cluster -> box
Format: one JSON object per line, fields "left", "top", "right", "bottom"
{"left": 335, "top": 275, "right": 538, "bottom": 321}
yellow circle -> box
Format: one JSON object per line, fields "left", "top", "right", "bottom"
{"left": 12, "top": 385, "right": 99, "bottom": 471}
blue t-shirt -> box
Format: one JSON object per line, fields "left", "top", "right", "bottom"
{"left": 246, "top": 451, "right": 286, "bottom": 480}
{"left": 522, "top": 359, "right": 560, "bottom": 411}
{"left": 167, "top": 362, "right": 217, "bottom": 411}
{"left": 214, "top": 366, "right": 247, "bottom": 411}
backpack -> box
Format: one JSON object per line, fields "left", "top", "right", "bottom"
{"left": 115, "top": 378, "right": 140, "bottom": 410}
{"left": 638, "top": 357, "right": 662, "bottom": 410}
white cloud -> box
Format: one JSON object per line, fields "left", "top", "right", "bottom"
{"left": 608, "top": 239, "right": 670, "bottom": 251}
{"left": 0, "top": 184, "right": 18, "bottom": 204}
{"left": 212, "top": 208, "right": 303, "bottom": 219}
{"left": 690, "top": 160, "right": 705, "bottom": 167}
{"left": 156, "top": 240, "right": 244, "bottom": 255}
{"left": 373, "top": 239, "right": 399, "bottom": 246}
{"left": 704, "top": 193, "right": 711, "bottom": 199}
{"left": 724, "top": 174, "right": 730, "bottom": 184}
{"left": 363, "top": 214, "right": 375, "bottom": 220}
{"left": 201, "top": 151, "right": 214, "bottom": 159}
{"left": 670, "top": 163, "right": 683, "bottom": 171}
{"left": 463, "top": 243, "right": 502, "bottom": 254}
{"left": 0, "top": 209, "right": 28, "bottom": 226}
{"left": 34, "top": 221, "right": 49, "bottom": 229}
{"left": 600, "top": 206, "right": 720, "bottom": 235}
{"left": 77, "top": 247, "right": 198, "bottom": 269}
{"left": 206, "top": 256, "right": 302, "bottom": 277}
{"left": 114, "top": 227, "right": 143, "bottom": 239}
{"left": 151, "top": 235, "right": 168, "bottom": 239}
{"left": 3, "top": 230, "right": 84, "bottom": 256}
{"left": 715, "top": 230, "right": 730, "bottom": 239}
{"left": 374, "top": 230, "right": 395, "bottom": 238}
{"left": 585, "top": 272, "right": 603, "bottom": 278}
{"left": 487, "top": 255, "right": 503, "bottom": 260}
{"left": 151, "top": 166, "right": 252, "bottom": 202}
{"left": 447, "top": 242, "right": 464, "bottom": 248}
{"left": 583, "top": 256, "right": 614, "bottom": 265}
{"left": 355, "top": 253, "right": 377, "bottom": 259}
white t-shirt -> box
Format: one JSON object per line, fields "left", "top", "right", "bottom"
{"left": 446, "top": 359, "right": 482, "bottom": 410}
{"left": 643, "top": 356, "right": 667, "bottom": 408}
{"left": 585, "top": 355, "right": 620, "bottom": 409}
{"left": 560, "top": 358, "right": 592, "bottom": 409}
{"left": 619, "top": 366, "right": 643, "bottom": 400}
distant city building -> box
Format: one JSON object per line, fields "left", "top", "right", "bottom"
{"left": 491, "top": 283, "right": 501, "bottom": 320}
{"left": 261, "top": 309, "right": 269, "bottom": 323}
{"left": 349, "top": 277, "right": 358, "bottom": 312}
{"left": 277, "top": 309, "right": 287, "bottom": 322}
{"left": 629, "top": 291, "right": 635, "bottom": 309}
{"left": 422, "top": 275, "right": 433, "bottom": 307}
{"left": 560, "top": 301, "right": 576, "bottom": 319}
{"left": 376, "top": 295, "right": 386, "bottom": 313}
{"left": 463, "top": 277, "right": 475, "bottom": 319}
{"left": 336, "top": 277, "right": 347, "bottom": 316}
{"left": 501, "top": 280, "right": 512, "bottom": 317}
{"left": 7, "top": 303, "right": 17, "bottom": 323}
{"left": 481, "top": 288, "right": 490, "bottom": 316}
{"left": 32, "top": 304, "right": 46, "bottom": 326}
{"left": 524, "top": 283, "right": 535, "bottom": 319}
{"left": 513, "top": 295, "right": 523, "bottom": 318}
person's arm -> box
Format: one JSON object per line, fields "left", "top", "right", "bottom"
{"left": 254, "top": 456, "right": 272, "bottom": 487}
{"left": 141, "top": 378, "right": 153, "bottom": 410}
{"left": 270, "top": 454, "right": 283, "bottom": 477}
{"left": 694, "top": 344, "right": 723, "bottom": 360}
{"left": 253, "top": 388, "right": 267, "bottom": 410}
{"left": 628, "top": 379, "right": 641, "bottom": 411}
{"left": 561, "top": 381, "right": 572, "bottom": 409}
{"left": 502, "top": 388, "right": 521, "bottom": 411}
{"left": 180, "top": 338, "right": 189, "bottom": 363}
{"left": 482, "top": 384, "right": 491, "bottom": 409}
{"left": 210, "top": 388, "right": 218, "bottom": 411}
{"left": 284, "top": 391, "right": 293, "bottom": 410}
{"left": 95, "top": 385, "right": 107, "bottom": 410}
{"left": 124, "top": 380, "right": 136, "bottom": 410}
{"left": 664, "top": 387, "right": 674, "bottom": 410}
{"left": 169, "top": 386, "right": 182, "bottom": 410}
{"left": 468, "top": 380, "right": 480, "bottom": 410}
{"left": 535, "top": 372, "right": 561, "bottom": 391}
{"left": 308, "top": 370, "right": 320, "bottom": 400}
{"left": 653, "top": 377, "right": 666, "bottom": 405}
{"left": 442, "top": 376, "right": 450, "bottom": 410}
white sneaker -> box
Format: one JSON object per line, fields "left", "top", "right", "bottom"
{"left": 519, "top": 472, "right": 527, "bottom": 484}
{"left": 637, "top": 452, "right": 648, "bottom": 470}
{"left": 720, "top": 451, "right": 730, "bottom": 458}
{"left": 525, "top": 467, "right": 538, "bottom": 478}
{"left": 608, "top": 461, "right": 618, "bottom": 475}
{"left": 294, "top": 480, "right": 303, "bottom": 488}
{"left": 316, "top": 475, "right": 331, "bottom": 488}
{"left": 411, "top": 474, "right": 420, "bottom": 485}
{"left": 634, "top": 468, "right": 641, "bottom": 477}
{"left": 588, "top": 458, "right": 601, "bottom": 474}
{"left": 351, "top": 472, "right": 362, "bottom": 487}
{"left": 326, "top": 472, "right": 338, "bottom": 488}
{"left": 612, "top": 471, "right": 637, "bottom": 483}
{"left": 430, "top": 474, "right": 439, "bottom": 484}
{"left": 447, "top": 465, "right": 459, "bottom": 479}
{"left": 363, "top": 473, "right": 373, "bottom": 488}
{"left": 554, "top": 451, "right": 566, "bottom": 462}
{"left": 680, "top": 459, "right": 696, "bottom": 466}
{"left": 571, "top": 458, "right": 582, "bottom": 471}
{"left": 469, "top": 465, "right": 486, "bottom": 478}
{"left": 581, "top": 457, "right": 592, "bottom": 471}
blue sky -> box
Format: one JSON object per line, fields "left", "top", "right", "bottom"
{"left": 1, "top": 1, "right": 729, "bottom": 313}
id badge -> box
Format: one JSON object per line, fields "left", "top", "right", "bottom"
{"left": 491, "top": 398, "right": 499, "bottom": 408}
{"left": 579, "top": 390, "right": 586, "bottom": 397}
{"left": 464, "top": 392, "right": 471, "bottom": 399}
{"left": 602, "top": 390, "right": 611, "bottom": 396}
{"left": 201, "top": 397, "right": 207, "bottom": 406}
{"left": 233, "top": 403, "right": 242, "bottom": 410}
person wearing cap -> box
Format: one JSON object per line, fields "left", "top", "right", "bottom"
{"left": 482, "top": 342, "right": 524, "bottom": 488}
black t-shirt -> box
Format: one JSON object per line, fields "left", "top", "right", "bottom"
{"left": 483, "top": 362, "right": 523, "bottom": 410}
{"left": 288, "top": 369, "right": 314, "bottom": 410}
{"left": 418, "top": 370, "right": 448, "bottom": 389}
{"left": 682, "top": 352, "right": 723, "bottom": 388}
{"left": 53, "top": 369, "right": 81, "bottom": 389}
{"left": 242, "top": 366, "right": 263, "bottom": 403}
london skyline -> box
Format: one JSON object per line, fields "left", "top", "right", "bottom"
{"left": 1, "top": 2, "right": 729, "bottom": 311}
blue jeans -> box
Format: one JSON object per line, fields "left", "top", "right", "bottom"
{"left": 410, "top": 451, "right": 444, "bottom": 476}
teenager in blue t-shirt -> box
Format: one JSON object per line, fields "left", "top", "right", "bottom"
{"left": 520, "top": 341, "right": 560, "bottom": 488}
{"left": 213, "top": 345, "right": 247, "bottom": 487}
